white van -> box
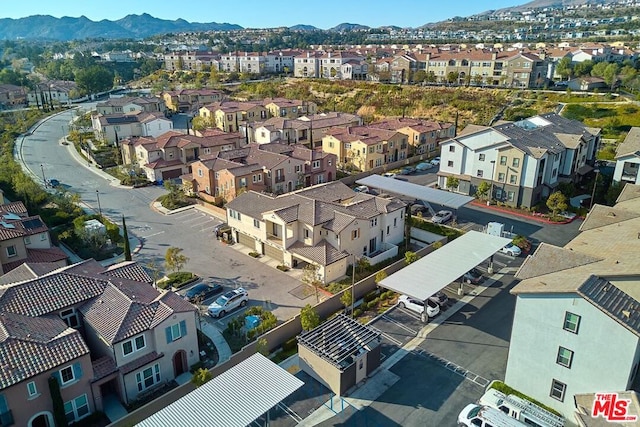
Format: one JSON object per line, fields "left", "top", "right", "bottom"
{"left": 479, "top": 389, "right": 565, "bottom": 427}
{"left": 458, "top": 403, "right": 527, "bottom": 427}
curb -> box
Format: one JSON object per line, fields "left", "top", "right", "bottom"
{"left": 469, "top": 201, "right": 575, "bottom": 225}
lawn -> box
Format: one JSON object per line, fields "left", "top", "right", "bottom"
{"left": 562, "top": 102, "right": 640, "bottom": 140}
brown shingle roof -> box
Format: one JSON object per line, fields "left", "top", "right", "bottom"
{"left": 288, "top": 241, "right": 350, "bottom": 266}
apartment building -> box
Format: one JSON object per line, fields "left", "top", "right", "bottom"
{"left": 322, "top": 125, "right": 409, "bottom": 172}
{"left": 369, "top": 118, "right": 456, "bottom": 157}
{"left": 91, "top": 111, "right": 173, "bottom": 144}
{"left": 0, "top": 259, "right": 198, "bottom": 426}
{"left": 437, "top": 113, "right": 601, "bottom": 208}
{"left": 163, "top": 51, "right": 221, "bottom": 72}
{"left": 162, "top": 89, "right": 225, "bottom": 113}
{"left": 219, "top": 51, "right": 266, "bottom": 74}
{"left": 263, "top": 98, "right": 317, "bottom": 119}
{"left": 505, "top": 183, "right": 640, "bottom": 422}
{"left": 613, "top": 127, "right": 640, "bottom": 185}
{"left": 294, "top": 51, "right": 323, "bottom": 78}
{"left": 95, "top": 96, "right": 167, "bottom": 116}
{"left": 318, "top": 51, "right": 368, "bottom": 80}
{"left": 225, "top": 181, "right": 406, "bottom": 282}
{"left": 199, "top": 101, "right": 268, "bottom": 133}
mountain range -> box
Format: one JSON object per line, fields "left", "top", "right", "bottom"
{"left": 0, "top": 0, "right": 621, "bottom": 41}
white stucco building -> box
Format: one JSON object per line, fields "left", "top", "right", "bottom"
{"left": 613, "top": 127, "right": 640, "bottom": 185}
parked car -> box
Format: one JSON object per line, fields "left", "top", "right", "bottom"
{"left": 207, "top": 288, "right": 249, "bottom": 318}
{"left": 184, "top": 282, "right": 224, "bottom": 303}
{"left": 429, "top": 157, "right": 441, "bottom": 166}
{"left": 416, "top": 162, "right": 434, "bottom": 171}
{"left": 382, "top": 172, "right": 397, "bottom": 178}
{"left": 213, "top": 222, "right": 232, "bottom": 239}
{"left": 429, "top": 291, "right": 449, "bottom": 308}
{"left": 397, "top": 295, "right": 440, "bottom": 318}
{"left": 460, "top": 268, "right": 483, "bottom": 284}
{"left": 500, "top": 243, "right": 522, "bottom": 257}
{"left": 431, "top": 210, "right": 453, "bottom": 224}
{"left": 353, "top": 185, "right": 370, "bottom": 193}
{"left": 400, "top": 166, "right": 416, "bottom": 175}
{"left": 410, "top": 203, "right": 429, "bottom": 216}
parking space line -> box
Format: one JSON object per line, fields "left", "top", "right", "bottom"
{"left": 276, "top": 402, "right": 303, "bottom": 423}
{"left": 397, "top": 307, "right": 422, "bottom": 321}
{"left": 381, "top": 332, "right": 403, "bottom": 346}
{"left": 191, "top": 218, "right": 217, "bottom": 228}
{"left": 141, "top": 231, "right": 165, "bottom": 239}
{"left": 412, "top": 349, "right": 490, "bottom": 388}
{"left": 381, "top": 315, "right": 418, "bottom": 335}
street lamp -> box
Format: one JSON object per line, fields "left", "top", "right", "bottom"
{"left": 40, "top": 164, "right": 47, "bottom": 187}
{"left": 489, "top": 160, "right": 496, "bottom": 203}
{"left": 96, "top": 190, "right": 103, "bottom": 217}
{"left": 589, "top": 169, "right": 600, "bottom": 210}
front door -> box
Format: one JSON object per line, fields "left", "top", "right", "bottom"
{"left": 31, "top": 413, "right": 52, "bottom": 427}
{"left": 173, "top": 350, "right": 187, "bottom": 377}
{"left": 355, "top": 352, "right": 367, "bottom": 384}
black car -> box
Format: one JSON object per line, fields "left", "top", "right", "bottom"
{"left": 184, "top": 282, "right": 224, "bottom": 303}
{"left": 213, "top": 222, "right": 232, "bottom": 239}
{"left": 410, "top": 203, "right": 429, "bottom": 216}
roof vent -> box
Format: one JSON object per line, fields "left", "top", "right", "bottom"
{"left": 623, "top": 310, "right": 631, "bottom": 319}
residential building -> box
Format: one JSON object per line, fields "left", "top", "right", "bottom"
{"left": 437, "top": 113, "right": 601, "bottom": 208}
{"left": 199, "top": 101, "right": 268, "bottom": 133}
{"left": 319, "top": 51, "right": 368, "bottom": 80}
{"left": 163, "top": 51, "right": 221, "bottom": 72}
{"left": 0, "top": 200, "right": 67, "bottom": 276}
{"left": 265, "top": 49, "right": 303, "bottom": 74}
{"left": 91, "top": 111, "right": 173, "bottom": 144}
{"left": 27, "top": 80, "right": 77, "bottom": 107}
{"left": 225, "top": 181, "right": 406, "bottom": 282}
{"left": 249, "top": 112, "right": 362, "bottom": 148}
{"left": 0, "top": 84, "right": 26, "bottom": 109}
{"left": 219, "top": 51, "right": 266, "bottom": 74}
{"left": 95, "top": 96, "right": 167, "bottom": 116}
{"left": 369, "top": 118, "right": 456, "bottom": 157}
{"left": 294, "top": 51, "right": 323, "bottom": 78}
{"left": 505, "top": 183, "right": 640, "bottom": 422}
{"left": 0, "top": 259, "right": 198, "bottom": 426}
{"left": 120, "top": 130, "right": 243, "bottom": 182}
{"left": 322, "top": 125, "right": 409, "bottom": 172}
{"left": 162, "top": 89, "right": 225, "bottom": 114}
{"left": 613, "top": 127, "right": 640, "bottom": 185}
{"left": 263, "top": 98, "right": 317, "bottom": 119}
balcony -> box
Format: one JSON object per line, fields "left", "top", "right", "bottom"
{"left": 363, "top": 242, "right": 398, "bottom": 265}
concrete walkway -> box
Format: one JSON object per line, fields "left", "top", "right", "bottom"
{"left": 199, "top": 320, "right": 233, "bottom": 364}
{"left": 297, "top": 267, "right": 513, "bottom": 426}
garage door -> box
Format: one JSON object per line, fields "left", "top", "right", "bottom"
{"left": 237, "top": 232, "right": 255, "bottom": 249}
{"left": 162, "top": 169, "right": 182, "bottom": 180}
{"left": 264, "top": 243, "right": 284, "bottom": 263}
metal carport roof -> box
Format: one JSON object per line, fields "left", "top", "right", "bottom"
{"left": 379, "top": 230, "right": 511, "bottom": 301}
{"left": 356, "top": 175, "right": 474, "bottom": 209}
{"left": 136, "top": 353, "right": 304, "bottom": 427}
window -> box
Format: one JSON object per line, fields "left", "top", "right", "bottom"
{"left": 351, "top": 229, "right": 360, "bottom": 240}
{"left": 295, "top": 165, "right": 302, "bottom": 173}
{"left": 312, "top": 160, "right": 320, "bottom": 169}
{"left": 550, "top": 379, "right": 566, "bottom": 401}
{"left": 197, "top": 169, "right": 203, "bottom": 177}
{"left": 27, "top": 381, "right": 38, "bottom": 398}
{"left": 6, "top": 245, "right": 16, "bottom": 258}
{"left": 239, "top": 178, "right": 247, "bottom": 188}
{"left": 507, "top": 191, "right": 515, "bottom": 202}
{"left": 123, "top": 334, "right": 146, "bottom": 356}
{"left": 165, "top": 320, "right": 187, "bottom": 343}
{"left": 370, "top": 218, "right": 377, "bottom": 227}
{"left": 136, "top": 364, "right": 161, "bottom": 392}
{"left": 25, "top": 236, "right": 31, "bottom": 245}
{"left": 64, "top": 394, "right": 90, "bottom": 423}
{"left": 552, "top": 168, "right": 557, "bottom": 178}
{"left": 477, "top": 170, "right": 483, "bottom": 178}
{"left": 557, "top": 347, "right": 574, "bottom": 368}
{"left": 447, "top": 160, "right": 453, "bottom": 167}
{"left": 498, "top": 172, "right": 505, "bottom": 182}
{"left": 449, "top": 145, "right": 455, "bottom": 152}
{"left": 304, "top": 229, "right": 310, "bottom": 238}
{"left": 564, "top": 312, "right": 581, "bottom": 334}
{"left": 60, "top": 308, "right": 80, "bottom": 328}
{"left": 500, "top": 156, "right": 507, "bottom": 166}
{"left": 253, "top": 219, "right": 260, "bottom": 228}
{"left": 510, "top": 174, "right": 517, "bottom": 184}
{"left": 252, "top": 174, "right": 262, "bottom": 183}
{"left": 59, "top": 365, "right": 76, "bottom": 386}
{"left": 512, "top": 158, "right": 520, "bottom": 168}
{"left": 479, "top": 154, "right": 485, "bottom": 161}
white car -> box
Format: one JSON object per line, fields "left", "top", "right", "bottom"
{"left": 500, "top": 243, "right": 522, "bottom": 257}
{"left": 431, "top": 210, "right": 453, "bottom": 224}
{"left": 429, "top": 157, "right": 441, "bottom": 166}
{"left": 415, "top": 162, "right": 434, "bottom": 171}
{"left": 353, "top": 185, "right": 369, "bottom": 193}
{"left": 382, "top": 172, "right": 397, "bottom": 178}
{"left": 207, "top": 288, "right": 249, "bottom": 318}
{"left": 397, "top": 295, "right": 440, "bottom": 318}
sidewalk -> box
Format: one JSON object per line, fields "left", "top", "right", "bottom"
{"left": 297, "top": 268, "right": 513, "bottom": 426}
{"left": 199, "top": 320, "right": 233, "bottom": 364}
{"left": 469, "top": 200, "right": 576, "bottom": 225}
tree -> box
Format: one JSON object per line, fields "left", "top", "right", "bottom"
{"left": 340, "top": 291, "right": 353, "bottom": 313}
{"left": 75, "top": 65, "right": 113, "bottom": 95}
{"left": 556, "top": 57, "right": 573, "bottom": 80}
{"left": 165, "top": 247, "right": 188, "bottom": 273}
{"left": 301, "top": 263, "right": 322, "bottom": 303}
{"left": 603, "top": 63, "right": 620, "bottom": 91}
{"left": 191, "top": 368, "right": 212, "bottom": 387}
{"left": 546, "top": 191, "right": 568, "bottom": 218}
{"left": 475, "top": 181, "right": 491, "bottom": 200}
{"left": 446, "top": 176, "right": 459, "bottom": 191}
{"left": 605, "top": 181, "right": 625, "bottom": 206}
{"left": 404, "top": 251, "right": 420, "bottom": 265}
{"left": 48, "top": 376, "right": 68, "bottom": 427}
{"left": 591, "top": 61, "right": 608, "bottom": 78}
{"left": 573, "top": 60, "right": 593, "bottom": 77}
{"left": 300, "top": 304, "right": 320, "bottom": 331}
{"left": 256, "top": 338, "right": 269, "bottom": 356}
{"left": 122, "top": 215, "right": 132, "bottom": 261}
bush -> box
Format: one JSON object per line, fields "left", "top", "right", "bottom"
{"left": 353, "top": 308, "right": 362, "bottom": 318}
{"left": 277, "top": 265, "right": 289, "bottom": 271}
{"left": 248, "top": 251, "right": 260, "bottom": 258}
{"left": 166, "top": 272, "right": 197, "bottom": 288}
{"left": 490, "top": 381, "right": 562, "bottom": 416}
{"left": 282, "top": 337, "right": 297, "bottom": 352}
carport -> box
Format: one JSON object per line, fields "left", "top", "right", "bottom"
{"left": 378, "top": 230, "right": 511, "bottom": 322}
{"left": 355, "top": 174, "right": 474, "bottom": 217}
{"left": 136, "top": 353, "right": 304, "bottom": 427}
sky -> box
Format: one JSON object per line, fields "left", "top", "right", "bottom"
{"left": 1, "top": 0, "right": 525, "bottom": 29}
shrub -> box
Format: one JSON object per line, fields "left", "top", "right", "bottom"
{"left": 282, "top": 337, "right": 297, "bottom": 352}
{"left": 277, "top": 265, "right": 289, "bottom": 272}
{"left": 248, "top": 251, "right": 260, "bottom": 258}
{"left": 166, "top": 272, "right": 197, "bottom": 288}
{"left": 490, "top": 381, "right": 562, "bottom": 416}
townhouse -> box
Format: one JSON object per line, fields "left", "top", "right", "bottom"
{"left": 318, "top": 51, "right": 368, "bottom": 80}
{"left": 95, "top": 96, "right": 167, "bottom": 116}
{"left": 199, "top": 101, "right": 268, "bottom": 133}
{"left": 437, "top": 112, "right": 601, "bottom": 208}
{"left": 0, "top": 259, "right": 198, "bottom": 426}
{"left": 613, "top": 127, "right": 640, "bottom": 185}
{"left": 0, "top": 84, "right": 26, "bottom": 109}
{"left": 0, "top": 200, "right": 67, "bottom": 275}
{"left": 162, "top": 89, "right": 225, "bottom": 114}
{"left": 322, "top": 125, "right": 409, "bottom": 172}
{"left": 263, "top": 98, "right": 317, "bottom": 119}
{"left": 505, "top": 183, "right": 640, "bottom": 422}
{"left": 120, "top": 130, "right": 243, "bottom": 182}
{"left": 225, "top": 181, "right": 406, "bottom": 282}
{"left": 27, "top": 80, "right": 77, "bottom": 108}
{"left": 294, "top": 51, "right": 323, "bottom": 78}
{"left": 249, "top": 112, "right": 362, "bottom": 149}
{"left": 219, "top": 51, "right": 266, "bottom": 74}
{"left": 91, "top": 111, "right": 173, "bottom": 144}
{"left": 163, "top": 51, "right": 221, "bottom": 72}
{"left": 369, "top": 117, "right": 456, "bottom": 157}
{"left": 264, "top": 49, "right": 304, "bottom": 74}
